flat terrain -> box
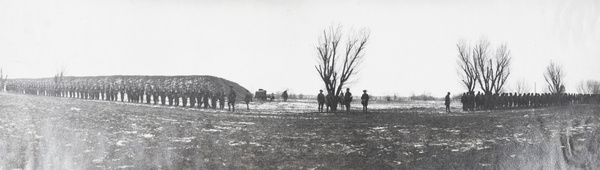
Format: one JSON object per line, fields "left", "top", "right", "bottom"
{"left": 1, "top": 93, "right": 599, "bottom": 169}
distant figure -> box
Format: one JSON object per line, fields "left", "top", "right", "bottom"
{"left": 361, "top": 90, "right": 369, "bottom": 113}
{"left": 445, "top": 92, "right": 451, "bottom": 113}
{"left": 245, "top": 92, "right": 252, "bottom": 110}
{"left": 317, "top": 90, "right": 325, "bottom": 112}
{"left": 159, "top": 86, "right": 166, "bottom": 105}
{"left": 344, "top": 88, "right": 352, "bottom": 113}
{"left": 173, "top": 87, "right": 180, "bottom": 106}
{"left": 282, "top": 90, "right": 288, "bottom": 102}
{"left": 219, "top": 91, "right": 225, "bottom": 109}
{"left": 270, "top": 93, "right": 275, "bottom": 101}
{"left": 181, "top": 87, "right": 188, "bottom": 107}
{"left": 228, "top": 86, "right": 236, "bottom": 112}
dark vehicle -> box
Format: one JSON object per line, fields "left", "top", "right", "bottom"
{"left": 255, "top": 89, "right": 268, "bottom": 100}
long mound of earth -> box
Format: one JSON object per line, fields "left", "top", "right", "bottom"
{"left": 10, "top": 75, "right": 250, "bottom": 100}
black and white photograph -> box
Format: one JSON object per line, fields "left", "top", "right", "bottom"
{"left": 1, "top": 0, "right": 599, "bottom": 169}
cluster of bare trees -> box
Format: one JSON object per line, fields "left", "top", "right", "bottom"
{"left": 577, "top": 80, "right": 600, "bottom": 94}
{"left": 54, "top": 66, "right": 67, "bottom": 84}
{"left": 456, "top": 38, "right": 512, "bottom": 95}
{"left": 543, "top": 61, "right": 565, "bottom": 94}
{"left": 314, "top": 25, "right": 369, "bottom": 111}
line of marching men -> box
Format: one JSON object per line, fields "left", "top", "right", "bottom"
{"left": 460, "top": 91, "right": 600, "bottom": 111}
{"left": 5, "top": 81, "right": 242, "bottom": 111}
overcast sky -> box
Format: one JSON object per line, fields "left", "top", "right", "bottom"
{"left": 1, "top": 0, "right": 598, "bottom": 97}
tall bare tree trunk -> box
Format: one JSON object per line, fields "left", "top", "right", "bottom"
{"left": 315, "top": 25, "right": 369, "bottom": 111}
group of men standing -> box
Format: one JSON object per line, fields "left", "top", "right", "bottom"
{"left": 6, "top": 81, "right": 241, "bottom": 112}
{"left": 316, "top": 88, "right": 370, "bottom": 113}
{"left": 459, "top": 91, "right": 600, "bottom": 111}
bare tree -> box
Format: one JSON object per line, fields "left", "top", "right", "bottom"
{"left": 0, "top": 68, "right": 8, "bottom": 91}
{"left": 588, "top": 80, "right": 600, "bottom": 94}
{"left": 455, "top": 41, "right": 478, "bottom": 92}
{"left": 315, "top": 25, "right": 369, "bottom": 111}
{"left": 543, "top": 61, "right": 565, "bottom": 94}
{"left": 512, "top": 78, "right": 530, "bottom": 94}
{"left": 577, "top": 80, "right": 586, "bottom": 94}
{"left": 470, "top": 38, "right": 512, "bottom": 95}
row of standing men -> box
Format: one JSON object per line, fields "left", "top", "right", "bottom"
{"left": 5, "top": 82, "right": 250, "bottom": 112}
{"left": 316, "top": 88, "right": 371, "bottom": 113}
{"left": 460, "top": 91, "right": 600, "bottom": 111}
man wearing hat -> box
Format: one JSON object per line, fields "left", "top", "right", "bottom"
{"left": 317, "top": 90, "right": 325, "bottom": 112}
{"left": 361, "top": 90, "right": 369, "bottom": 113}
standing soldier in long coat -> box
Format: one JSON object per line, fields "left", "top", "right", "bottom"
{"left": 159, "top": 85, "right": 166, "bottom": 105}
{"left": 317, "top": 90, "right": 325, "bottom": 112}
{"left": 344, "top": 88, "right": 352, "bottom": 113}
{"left": 219, "top": 90, "right": 226, "bottom": 109}
{"left": 361, "top": 90, "right": 369, "bottom": 113}
{"left": 227, "top": 86, "right": 236, "bottom": 112}
{"left": 119, "top": 83, "right": 125, "bottom": 102}
{"left": 282, "top": 90, "right": 288, "bottom": 102}
{"left": 167, "top": 87, "right": 174, "bottom": 106}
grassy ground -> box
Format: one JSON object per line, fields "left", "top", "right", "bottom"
{"left": 1, "top": 92, "right": 599, "bottom": 169}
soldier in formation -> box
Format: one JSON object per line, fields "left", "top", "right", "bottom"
{"left": 457, "top": 91, "right": 600, "bottom": 111}
{"left": 228, "top": 86, "right": 236, "bottom": 112}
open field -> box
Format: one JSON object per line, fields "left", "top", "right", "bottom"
{"left": 1, "top": 92, "right": 599, "bottom": 169}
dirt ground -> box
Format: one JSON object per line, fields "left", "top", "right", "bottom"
{"left": 1, "top": 93, "right": 599, "bottom": 169}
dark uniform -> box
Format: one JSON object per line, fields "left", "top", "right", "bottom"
{"left": 282, "top": 90, "right": 288, "bottom": 102}
{"left": 344, "top": 88, "right": 352, "bottom": 113}
{"left": 317, "top": 90, "right": 325, "bottom": 112}
{"left": 361, "top": 90, "right": 369, "bottom": 113}
{"left": 227, "top": 86, "right": 236, "bottom": 112}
